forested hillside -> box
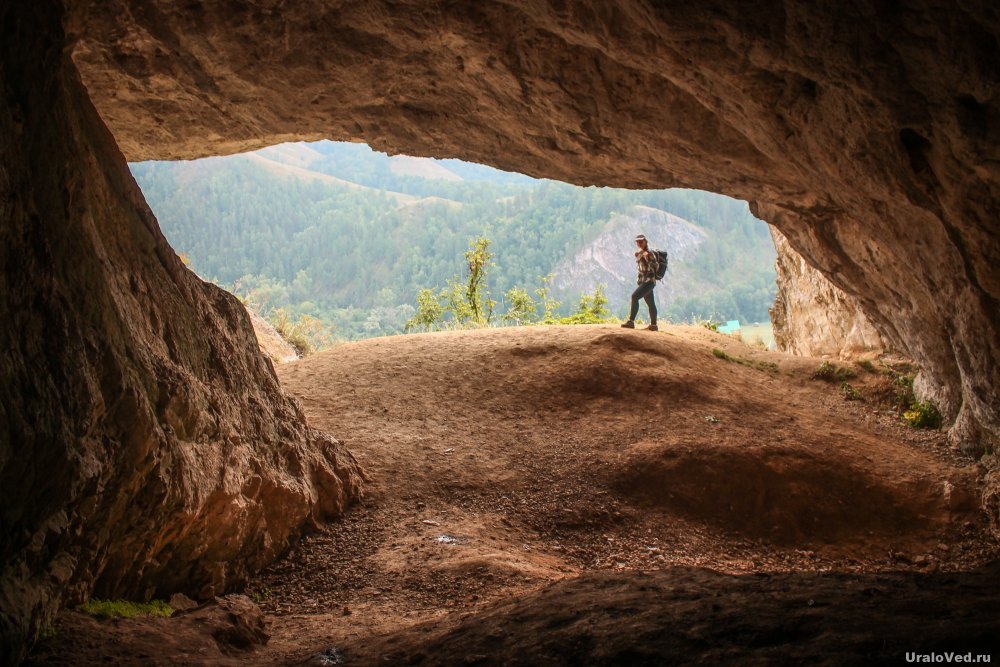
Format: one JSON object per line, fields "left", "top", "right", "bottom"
{"left": 130, "top": 141, "right": 775, "bottom": 342}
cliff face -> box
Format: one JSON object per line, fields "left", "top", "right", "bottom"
{"left": 66, "top": 0, "right": 999, "bottom": 454}
{"left": 770, "top": 228, "right": 887, "bottom": 358}
{"left": 0, "top": 3, "right": 363, "bottom": 661}
{"left": 551, "top": 206, "right": 709, "bottom": 311}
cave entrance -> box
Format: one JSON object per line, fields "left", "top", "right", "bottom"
{"left": 130, "top": 139, "right": 778, "bottom": 352}
{"left": 7, "top": 0, "right": 1000, "bottom": 660}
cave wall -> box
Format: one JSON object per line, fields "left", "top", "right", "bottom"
{"left": 3, "top": 0, "right": 999, "bottom": 659}
{"left": 769, "top": 227, "right": 887, "bottom": 358}
{"left": 67, "top": 0, "right": 999, "bottom": 453}
{"left": 0, "top": 3, "right": 363, "bottom": 660}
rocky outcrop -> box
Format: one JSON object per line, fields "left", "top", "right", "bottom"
{"left": 65, "top": 0, "right": 999, "bottom": 453}
{"left": 770, "top": 228, "right": 887, "bottom": 358}
{"left": 0, "top": 3, "right": 362, "bottom": 662}
{"left": 551, "top": 206, "right": 709, "bottom": 310}
{"left": 245, "top": 307, "right": 300, "bottom": 365}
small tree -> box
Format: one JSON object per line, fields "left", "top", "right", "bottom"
{"left": 535, "top": 273, "right": 561, "bottom": 324}
{"left": 405, "top": 288, "right": 444, "bottom": 332}
{"left": 464, "top": 237, "right": 495, "bottom": 326}
{"left": 502, "top": 287, "right": 538, "bottom": 326}
{"left": 444, "top": 277, "right": 474, "bottom": 327}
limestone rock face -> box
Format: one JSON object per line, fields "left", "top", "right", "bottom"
{"left": 770, "top": 228, "right": 887, "bottom": 358}
{"left": 66, "top": 0, "right": 1000, "bottom": 452}
{"left": 0, "top": 3, "right": 362, "bottom": 661}
{"left": 551, "top": 206, "right": 709, "bottom": 311}
{"left": 245, "top": 306, "right": 300, "bottom": 364}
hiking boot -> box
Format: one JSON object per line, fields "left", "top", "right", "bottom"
{"left": 646, "top": 324, "right": 659, "bottom": 331}
{"left": 620, "top": 320, "right": 635, "bottom": 329}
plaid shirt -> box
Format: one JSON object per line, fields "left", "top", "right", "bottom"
{"left": 636, "top": 249, "right": 660, "bottom": 284}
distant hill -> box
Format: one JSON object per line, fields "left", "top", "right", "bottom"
{"left": 245, "top": 153, "right": 419, "bottom": 204}
{"left": 130, "top": 141, "right": 776, "bottom": 342}
{"left": 388, "top": 155, "right": 464, "bottom": 181}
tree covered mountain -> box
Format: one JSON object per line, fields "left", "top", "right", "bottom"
{"left": 130, "top": 141, "right": 775, "bottom": 341}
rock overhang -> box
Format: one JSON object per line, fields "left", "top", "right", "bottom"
{"left": 67, "top": 0, "right": 999, "bottom": 448}
{"left": 3, "top": 1, "right": 999, "bottom": 661}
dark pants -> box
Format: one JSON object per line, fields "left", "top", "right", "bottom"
{"left": 629, "top": 282, "right": 657, "bottom": 324}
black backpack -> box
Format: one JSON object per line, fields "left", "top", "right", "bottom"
{"left": 653, "top": 249, "right": 669, "bottom": 280}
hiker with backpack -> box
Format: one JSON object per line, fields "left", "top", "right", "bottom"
{"left": 621, "top": 234, "right": 667, "bottom": 331}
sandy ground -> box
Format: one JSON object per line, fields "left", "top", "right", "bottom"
{"left": 28, "top": 324, "right": 999, "bottom": 665}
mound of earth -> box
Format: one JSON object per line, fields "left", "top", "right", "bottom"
{"left": 28, "top": 324, "right": 998, "bottom": 665}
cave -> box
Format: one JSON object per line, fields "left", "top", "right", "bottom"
{"left": 2, "top": 0, "right": 999, "bottom": 663}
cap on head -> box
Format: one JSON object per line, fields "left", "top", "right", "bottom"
{"left": 635, "top": 234, "right": 647, "bottom": 242}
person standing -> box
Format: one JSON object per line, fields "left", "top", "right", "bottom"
{"left": 621, "top": 234, "right": 659, "bottom": 331}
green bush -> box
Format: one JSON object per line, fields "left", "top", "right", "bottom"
{"left": 78, "top": 599, "right": 174, "bottom": 619}
{"left": 904, "top": 401, "right": 942, "bottom": 428}
{"left": 840, "top": 381, "right": 863, "bottom": 401}
{"left": 502, "top": 287, "right": 538, "bottom": 326}
{"left": 813, "top": 361, "right": 856, "bottom": 382}
{"left": 856, "top": 359, "right": 877, "bottom": 373}
{"left": 893, "top": 372, "right": 916, "bottom": 407}
{"left": 558, "top": 284, "right": 614, "bottom": 325}
{"left": 701, "top": 319, "right": 721, "bottom": 332}
{"left": 405, "top": 287, "right": 445, "bottom": 332}
{"left": 535, "top": 274, "right": 561, "bottom": 324}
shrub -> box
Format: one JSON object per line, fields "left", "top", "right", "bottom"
{"left": 840, "top": 381, "right": 863, "bottom": 401}
{"left": 712, "top": 348, "right": 731, "bottom": 361}
{"left": 814, "top": 361, "right": 836, "bottom": 381}
{"left": 268, "top": 308, "right": 338, "bottom": 354}
{"left": 813, "top": 361, "right": 856, "bottom": 382}
{"left": 894, "top": 372, "right": 916, "bottom": 407}
{"left": 405, "top": 287, "right": 445, "bottom": 332}
{"left": 78, "top": 599, "right": 174, "bottom": 619}
{"left": 249, "top": 588, "right": 272, "bottom": 603}
{"left": 856, "top": 359, "right": 877, "bottom": 373}
{"left": 559, "top": 284, "right": 614, "bottom": 325}
{"left": 700, "top": 319, "right": 720, "bottom": 332}
{"left": 904, "top": 401, "right": 942, "bottom": 429}
{"left": 535, "top": 274, "right": 561, "bottom": 324}
{"left": 502, "top": 287, "right": 538, "bottom": 326}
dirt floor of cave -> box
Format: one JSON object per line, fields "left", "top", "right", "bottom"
{"left": 27, "top": 324, "right": 1000, "bottom": 665}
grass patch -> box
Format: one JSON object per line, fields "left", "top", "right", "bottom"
{"left": 712, "top": 348, "right": 779, "bottom": 373}
{"left": 249, "top": 588, "right": 272, "bottom": 604}
{"left": 77, "top": 599, "right": 174, "bottom": 619}
{"left": 755, "top": 360, "right": 780, "bottom": 373}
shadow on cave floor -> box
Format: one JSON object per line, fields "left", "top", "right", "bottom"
{"left": 27, "top": 325, "right": 1000, "bottom": 665}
